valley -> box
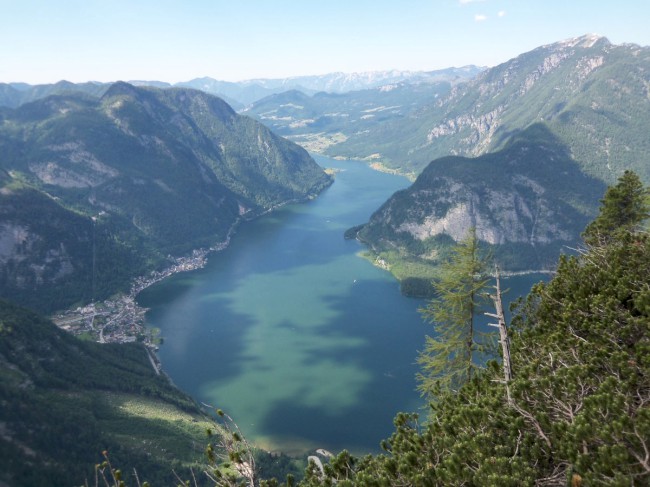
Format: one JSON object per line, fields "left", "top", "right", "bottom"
{"left": 245, "top": 35, "right": 650, "bottom": 185}
{"left": 0, "top": 28, "right": 649, "bottom": 486}
{"left": 241, "top": 35, "right": 650, "bottom": 292}
{"left": 136, "top": 154, "right": 551, "bottom": 454}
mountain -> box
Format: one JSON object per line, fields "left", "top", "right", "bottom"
{"left": 178, "top": 67, "right": 483, "bottom": 106}
{"left": 325, "top": 35, "right": 650, "bottom": 184}
{"left": 175, "top": 77, "right": 280, "bottom": 108}
{"left": 242, "top": 82, "right": 455, "bottom": 154}
{"left": 352, "top": 125, "right": 607, "bottom": 294}
{"left": 341, "top": 35, "right": 650, "bottom": 293}
{"left": 265, "top": 67, "right": 485, "bottom": 93}
{"left": 0, "top": 298, "right": 215, "bottom": 486}
{"left": 0, "top": 80, "right": 109, "bottom": 108}
{"left": 127, "top": 79, "right": 173, "bottom": 89}
{"left": 0, "top": 67, "right": 485, "bottom": 111}
{"left": 0, "top": 84, "right": 21, "bottom": 108}
{"left": 0, "top": 83, "right": 331, "bottom": 311}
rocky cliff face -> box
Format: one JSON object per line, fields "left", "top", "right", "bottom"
{"left": 0, "top": 223, "right": 74, "bottom": 284}
{"left": 423, "top": 35, "right": 612, "bottom": 158}
{"left": 393, "top": 175, "right": 573, "bottom": 246}
{"left": 357, "top": 125, "right": 607, "bottom": 272}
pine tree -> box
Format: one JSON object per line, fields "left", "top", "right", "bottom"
{"left": 507, "top": 230, "right": 650, "bottom": 484}
{"left": 416, "top": 228, "right": 492, "bottom": 395}
{"left": 583, "top": 170, "right": 649, "bottom": 244}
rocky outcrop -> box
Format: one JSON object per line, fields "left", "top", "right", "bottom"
{"left": 394, "top": 180, "right": 572, "bottom": 246}
{"left": 357, "top": 125, "right": 607, "bottom": 271}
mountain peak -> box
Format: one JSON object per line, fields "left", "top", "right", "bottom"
{"left": 102, "top": 80, "right": 141, "bottom": 99}
{"left": 549, "top": 33, "right": 609, "bottom": 50}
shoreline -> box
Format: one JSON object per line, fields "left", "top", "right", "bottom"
{"left": 357, "top": 244, "right": 555, "bottom": 295}
{"left": 51, "top": 184, "right": 332, "bottom": 354}
{"left": 51, "top": 235, "right": 231, "bottom": 352}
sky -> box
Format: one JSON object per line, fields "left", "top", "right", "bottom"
{"left": 2, "top": 0, "right": 649, "bottom": 85}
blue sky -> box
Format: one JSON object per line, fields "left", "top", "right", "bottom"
{"left": 2, "top": 0, "right": 649, "bottom": 84}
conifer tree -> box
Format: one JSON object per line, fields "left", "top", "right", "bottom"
{"left": 416, "top": 228, "right": 491, "bottom": 395}
{"left": 583, "top": 170, "right": 649, "bottom": 244}
{"left": 289, "top": 193, "right": 650, "bottom": 486}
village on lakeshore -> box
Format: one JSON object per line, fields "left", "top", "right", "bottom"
{"left": 51, "top": 246, "right": 221, "bottom": 346}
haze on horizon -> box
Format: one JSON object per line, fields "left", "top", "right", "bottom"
{"left": 2, "top": 0, "right": 650, "bottom": 85}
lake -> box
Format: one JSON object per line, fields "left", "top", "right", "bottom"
{"left": 137, "top": 155, "right": 546, "bottom": 455}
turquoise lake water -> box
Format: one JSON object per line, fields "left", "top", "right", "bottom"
{"left": 137, "top": 155, "right": 546, "bottom": 455}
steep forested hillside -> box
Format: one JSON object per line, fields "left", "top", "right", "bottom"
{"left": 0, "top": 299, "right": 216, "bottom": 486}
{"left": 0, "top": 83, "right": 332, "bottom": 311}
{"left": 351, "top": 125, "right": 607, "bottom": 290}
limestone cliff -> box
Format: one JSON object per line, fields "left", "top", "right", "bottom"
{"left": 356, "top": 125, "right": 607, "bottom": 272}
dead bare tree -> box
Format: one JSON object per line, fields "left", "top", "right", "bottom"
{"left": 485, "top": 265, "right": 513, "bottom": 403}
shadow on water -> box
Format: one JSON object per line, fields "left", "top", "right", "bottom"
{"left": 253, "top": 277, "right": 426, "bottom": 454}
{"left": 137, "top": 149, "right": 561, "bottom": 456}
{"left": 139, "top": 210, "right": 550, "bottom": 454}
{"left": 137, "top": 162, "right": 415, "bottom": 453}
{"left": 253, "top": 272, "right": 550, "bottom": 454}
{"left": 141, "top": 292, "right": 260, "bottom": 395}
{"left": 139, "top": 156, "right": 554, "bottom": 455}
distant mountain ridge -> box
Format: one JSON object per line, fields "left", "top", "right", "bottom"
{"left": 0, "top": 82, "right": 331, "bottom": 311}
{"left": 0, "top": 80, "right": 108, "bottom": 108}
{"left": 241, "top": 66, "right": 483, "bottom": 92}
{"left": 0, "top": 66, "right": 485, "bottom": 109}
{"left": 326, "top": 35, "right": 650, "bottom": 184}
{"left": 177, "top": 66, "right": 484, "bottom": 105}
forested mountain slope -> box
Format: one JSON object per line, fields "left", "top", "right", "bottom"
{"left": 0, "top": 83, "right": 331, "bottom": 311}
{"left": 0, "top": 299, "right": 214, "bottom": 486}
{"left": 351, "top": 125, "right": 607, "bottom": 289}
{"left": 323, "top": 35, "right": 650, "bottom": 184}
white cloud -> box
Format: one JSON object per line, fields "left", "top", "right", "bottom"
{"left": 459, "top": 0, "right": 486, "bottom": 4}
{"left": 474, "top": 14, "right": 488, "bottom": 22}
{"left": 498, "top": 10, "right": 506, "bottom": 17}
